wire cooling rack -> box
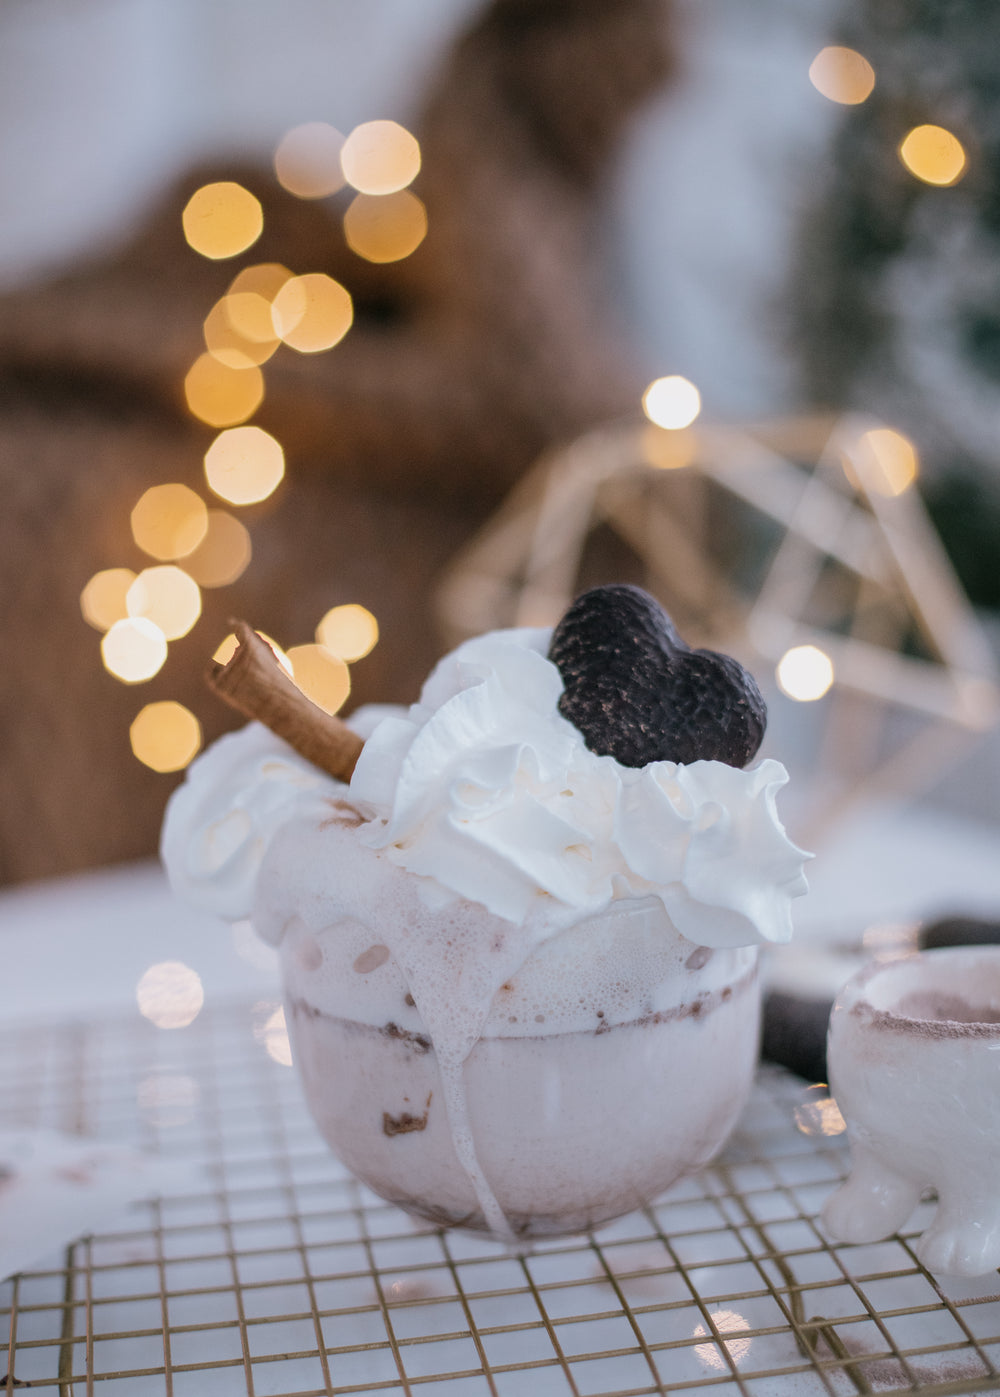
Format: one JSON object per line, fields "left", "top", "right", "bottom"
{"left": 1, "top": 1000, "right": 998, "bottom": 1397}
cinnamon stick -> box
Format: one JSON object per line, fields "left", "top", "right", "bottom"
{"left": 208, "top": 621, "right": 365, "bottom": 782}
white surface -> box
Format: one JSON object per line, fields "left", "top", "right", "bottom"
{"left": 0, "top": 1128, "right": 191, "bottom": 1282}
{"left": 795, "top": 801, "right": 1000, "bottom": 943}
{"left": 0, "top": 858, "right": 279, "bottom": 1025}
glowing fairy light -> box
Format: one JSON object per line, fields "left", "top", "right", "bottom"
{"left": 270, "top": 273, "right": 353, "bottom": 353}
{"left": 183, "top": 510, "right": 252, "bottom": 587}
{"left": 130, "top": 701, "right": 202, "bottom": 772}
{"left": 343, "top": 190, "right": 428, "bottom": 263}
{"left": 203, "top": 297, "right": 279, "bottom": 368}
{"left": 224, "top": 292, "right": 280, "bottom": 346}
{"left": 101, "top": 617, "right": 168, "bottom": 683}
{"left": 794, "top": 1084, "right": 846, "bottom": 1137}
{"left": 899, "top": 125, "right": 967, "bottom": 187}
{"left": 80, "top": 568, "right": 136, "bottom": 632}
{"left": 851, "top": 427, "right": 919, "bottom": 497}
{"left": 204, "top": 426, "right": 285, "bottom": 505}
{"left": 136, "top": 961, "right": 204, "bottom": 1029}
{"left": 214, "top": 631, "right": 293, "bottom": 677}
{"left": 274, "top": 122, "right": 346, "bottom": 198}
{"left": 182, "top": 182, "right": 263, "bottom": 259}
{"left": 130, "top": 484, "right": 208, "bottom": 561}
{"left": 340, "top": 120, "right": 421, "bottom": 195}
{"left": 642, "top": 376, "right": 702, "bottom": 430}
{"left": 184, "top": 353, "right": 264, "bottom": 428}
{"left": 288, "top": 643, "right": 351, "bottom": 714}
{"left": 808, "top": 47, "right": 875, "bottom": 105}
{"left": 126, "top": 566, "right": 202, "bottom": 641}
{"left": 229, "top": 262, "right": 294, "bottom": 301}
{"left": 316, "top": 603, "right": 379, "bottom": 661}
{"left": 776, "top": 645, "right": 835, "bottom": 702}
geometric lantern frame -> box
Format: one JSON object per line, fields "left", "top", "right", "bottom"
{"left": 437, "top": 412, "right": 1000, "bottom": 837}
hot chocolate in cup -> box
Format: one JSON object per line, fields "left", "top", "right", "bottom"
{"left": 823, "top": 947, "right": 1000, "bottom": 1277}
{"left": 263, "top": 812, "right": 761, "bottom": 1239}
{"left": 163, "top": 607, "right": 810, "bottom": 1242}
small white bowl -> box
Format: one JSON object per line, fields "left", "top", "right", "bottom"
{"left": 823, "top": 946, "right": 1000, "bottom": 1277}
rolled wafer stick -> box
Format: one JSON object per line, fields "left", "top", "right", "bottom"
{"left": 208, "top": 621, "right": 365, "bottom": 782}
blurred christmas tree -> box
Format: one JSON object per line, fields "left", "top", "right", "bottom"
{"left": 794, "top": 0, "right": 1000, "bottom": 611}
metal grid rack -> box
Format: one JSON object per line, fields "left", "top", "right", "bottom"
{"left": 1, "top": 1001, "right": 998, "bottom": 1397}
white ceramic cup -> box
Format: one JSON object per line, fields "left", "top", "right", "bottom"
{"left": 823, "top": 946, "right": 1000, "bottom": 1277}
{"left": 274, "top": 871, "right": 762, "bottom": 1239}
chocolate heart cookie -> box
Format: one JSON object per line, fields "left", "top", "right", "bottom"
{"left": 548, "top": 585, "right": 766, "bottom": 768}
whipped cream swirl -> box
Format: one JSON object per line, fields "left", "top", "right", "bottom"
{"left": 350, "top": 628, "right": 809, "bottom": 948}
{"left": 163, "top": 627, "right": 809, "bottom": 946}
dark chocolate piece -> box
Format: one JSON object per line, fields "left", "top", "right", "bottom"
{"left": 548, "top": 584, "right": 766, "bottom": 768}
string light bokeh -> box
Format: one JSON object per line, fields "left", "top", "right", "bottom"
{"left": 82, "top": 42, "right": 979, "bottom": 791}
{"left": 83, "top": 112, "right": 430, "bottom": 774}
{"left": 808, "top": 46, "right": 875, "bottom": 106}
{"left": 642, "top": 375, "right": 702, "bottom": 431}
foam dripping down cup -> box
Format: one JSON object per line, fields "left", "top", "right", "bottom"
{"left": 163, "top": 591, "right": 810, "bottom": 1239}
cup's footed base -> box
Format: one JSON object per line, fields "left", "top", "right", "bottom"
{"left": 287, "top": 968, "right": 759, "bottom": 1240}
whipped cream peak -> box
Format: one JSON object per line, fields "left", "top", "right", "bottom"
{"left": 348, "top": 628, "right": 809, "bottom": 948}
{"left": 161, "top": 723, "right": 341, "bottom": 920}
{"left": 162, "top": 626, "right": 809, "bottom": 949}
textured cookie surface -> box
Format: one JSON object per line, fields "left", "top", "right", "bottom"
{"left": 548, "top": 585, "right": 766, "bottom": 768}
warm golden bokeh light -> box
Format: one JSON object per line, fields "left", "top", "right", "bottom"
{"left": 808, "top": 46, "right": 875, "bottom": 105}
{"left": 101, "top": 617, "right": 168, "bottom": 683}
{"left": 642, "top": 375, "right": 702, "bottom": 430}
{"left": 899, "top": 124, "right": 967, "bottom": 186}
{"left": 214, "top": 630, "right": 294, "bottom": 676}
{"left": 182, "top": 510, "right": 252, "bottom": 587}
{"left": 136, "top": 961, "right": 204, "bottom": 1029}
{"left": 271, "top": 273, "right": 353, "bottom": 353}
{"left": 203, "top": 297, "right": 279, "bottom": 368}
{"left": 130, "top": 483, "right": 208, "bottom": 560}
{"left": 340, "top": 120, "right": 421, "bottom": 195}
{"left": 854, "top": 427, "right": 919, "bottom": 496}
{"left": 225, "top": 291, "right": 280, "bottom": 344}
{"left": 776, "top": 645, "right": 835, "bottom": 702}
{"left": 794, "top": 1084, "right": 847, "bottom": 1137}
{"left": 343, "top": 190, "right": 428, "bottom": 263}
{"left": 288, "top": 643, "right": 351, "bottom": 714}
{"left": 229, "top": 262, "right": 294, "bottom": 301}
{"left": 80, "top": 567, "right": 136, "bottom": 632}
{"left": 181, "top": 181, "right": 263, "bottom": 259}
{"left": 204, "top": 425, "right": 285, "bottom": 505}
{"left": 274, "top": 121, "right": 346, "bottom": 198}
{"left": 184, "top": 353, "right": 264, "bottom": 427}
{"left": 316, "top": 603, "right": 379, "bottom": 661}
{"left": 130, "top": 700, "right": 202, "bottom": 772}
{"left": 127, "top": 566, "right": 202, "bottom": 640}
